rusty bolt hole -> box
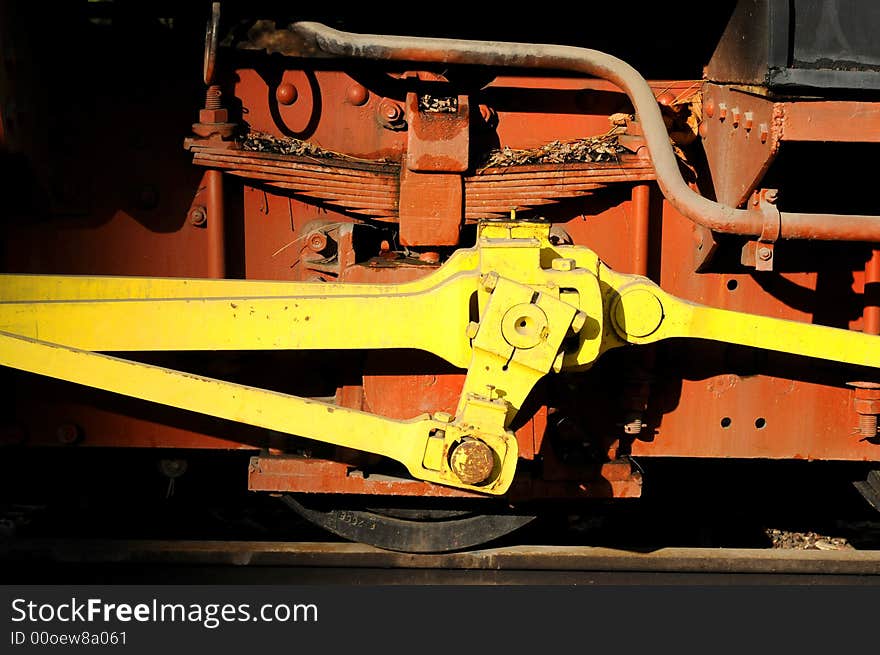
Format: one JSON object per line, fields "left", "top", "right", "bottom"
{"left": 726, "top": 279, "right": 738, "bottom": 291}
{"left": 755, "top": 417, "right": 766, "bottom": 429}
{"left": 720, "top": 417, "right": 732, "bottom": 428}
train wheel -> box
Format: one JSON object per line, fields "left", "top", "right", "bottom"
{"left": 282, "top": 496, "right": 535, "bottom": 553}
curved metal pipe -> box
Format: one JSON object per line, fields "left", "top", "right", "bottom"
{"left": 290, "top": 22, "right": 880, "bottom": 243}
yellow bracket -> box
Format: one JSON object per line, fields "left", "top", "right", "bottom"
{"left": 2, "top": 220, "right": 880, "bottom": 495}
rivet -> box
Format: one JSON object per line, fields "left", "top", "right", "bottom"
{"left": 276, "top": 83, "right": 298, "bottom": 106}
{"left": 704, "top": 98, "right": 715, "bottom": 118}
{"left": 346, "top": 84, "right": 369, "bottom": 106}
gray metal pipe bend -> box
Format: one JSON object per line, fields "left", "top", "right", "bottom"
{"left": 290, "top": 22, "right": 880, "bottom": 243}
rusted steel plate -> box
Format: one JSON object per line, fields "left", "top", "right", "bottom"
{"left": 248, "top": 455, "right": 641, "bottom": 499}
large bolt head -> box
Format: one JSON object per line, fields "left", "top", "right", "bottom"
{"left": 199, "top": 107, "right": 228, "bottom": 124}
{"left": 449, "top": 439, "right": 495, "bottom": 485}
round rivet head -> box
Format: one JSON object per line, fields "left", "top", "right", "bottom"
{"left": 613, "top": 288, "right": 664, "bottom": 338}
{"left": 275, "top": 83, "right": 298, "bottom": 106}
{"left": 346, "top": 84, "right": 369, "bottom": 106}
{"left": 449, "top": 439, "right": 494, "bottom": 485}
{"left": 704, "top": 98, "right": 716, "bottom": 118}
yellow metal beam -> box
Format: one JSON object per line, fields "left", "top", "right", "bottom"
{"left": 3, "top": 221, "right": 880, "bottom": 496}
{"left": 598, "top": 267, "right": 880, "bottom": 369}
{"left": 0, "top": 330, "right": 519, "bottom": 494}
{"left": 0, "top": 276, "right": 477, "bottom": 368}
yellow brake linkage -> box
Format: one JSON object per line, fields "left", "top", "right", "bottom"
{"left": 0, "top": 221, "right": 878, "bottom": 495}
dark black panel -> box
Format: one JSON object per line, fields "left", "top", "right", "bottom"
{"left": 707, "top": 0, "right": 880, "bottom": 92}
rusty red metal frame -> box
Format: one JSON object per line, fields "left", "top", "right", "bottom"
{"left": 279, "top": 22, "right": 880, "bottom": 242}
{"left": 248, "top": 455, "right": 643, "bottom": 499}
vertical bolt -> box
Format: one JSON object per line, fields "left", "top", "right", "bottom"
{"left": 759, "top": 123, "right": 769, "bottom": 144}
{"left": 205, "top": 85, "right": 222, "bottom": 110}
{"left": 743, "top": 111, "right": 754, "bottom": 130}
{"left": 623, "top": 417, "right": 643, "bottom": 435}
{"left": 731, "top": 107, "right": 741, "bottom": 127}
{"left": 859, "top": 413, "right": 878, "bottom": 439}
{"left": 757, "top": 246, "right": 773, "bottom": 261}
{"left": 717, "top": 103, "right": 728, "bottom": 120}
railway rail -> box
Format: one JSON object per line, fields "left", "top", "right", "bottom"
{"left": 2, "top": 540, "right": 879, "bottom": 585}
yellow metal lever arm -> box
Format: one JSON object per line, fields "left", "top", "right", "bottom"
{"left": 600, "top": 267, "right": 880, "bottom": 368}
{"left": 0, "top": 330, "right": 517, "bottom": 494}
{"left": 0, "top": 277, "right": 476, "bottom": 368}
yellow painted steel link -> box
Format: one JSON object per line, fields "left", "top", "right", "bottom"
{"left": 0, "top": 276, "right": 477, "bottom": 367}
{"left": 596, "top": 265, "right": 880, "bottom": 368}
{"left": 3, "top": 221, "right": 880, "bottom": 495}
{"left": 0, "top": 330, "right": 518, "bottom": 494}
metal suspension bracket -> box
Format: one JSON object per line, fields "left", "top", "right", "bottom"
{"left": 2, "top": 221, "right": 880, "bottom": 495}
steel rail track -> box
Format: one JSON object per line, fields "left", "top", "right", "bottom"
{"left": 2, "top": 540, "right": 879, "bottom": 584}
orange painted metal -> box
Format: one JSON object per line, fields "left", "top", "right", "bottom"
{"left": 247, "top": 455, "right": 642, "bottom": 499}
{"left": 782, "top": 102, "right": 880, "bottom": 143}
{"left": 631, "top": 183, "right": 652, "bottom": 276}
{"left": 398, "top": 168, "right": 462, "bottom": 245}
{"left": 205, "top": 169, "right": 226, "bottom": 278}
{"left": 863, "top": 249, "right": 880, "bottom": 336}
{"left": 700, "top": 84, "right": 780, "bottom": 208}
{"left": 5, "top": 16, "right": 880, "bottom": 509}
{"left": 404, "top": 91, "right": 470, "bottom": 172}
